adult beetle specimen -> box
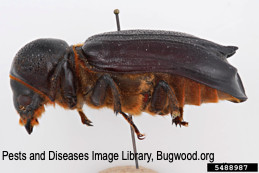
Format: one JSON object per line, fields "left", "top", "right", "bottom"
{"left": 10, "top": 27, "right": 247, "bottom": 139}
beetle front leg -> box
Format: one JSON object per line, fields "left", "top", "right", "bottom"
{"left": 90, "top": 74, "right": 145, "bottom": 140}
{"left": 60, "top": 58, "right": 94, "bottom": 126}
{"left": 61, "top": 60, "right": 77, "bottom": 108}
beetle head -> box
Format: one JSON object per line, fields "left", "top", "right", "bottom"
{"left": 10, "top": 79, "right": 46, "bottom": 134}
{"left": 10, "top": 38, "right": 69, "bottom": 134}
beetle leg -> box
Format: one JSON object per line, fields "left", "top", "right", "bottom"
{"left": 59, "top": 51, "right": 77, "bottom": 108}
{"left": 151, "top": 80, "right": 179, "bottom": 115}
{"left": 90, "top": 75, "right": 112, "bottom": 107}
{"left": 77, "top": 109, "right": 93, "bottom": 126}
{"left": 119, "top": 112, "right": 145, "bottom": 140}
{"left": 172, "top": 107, "right": 188, "bottom": 127}
{"left": 91, "top": 74, "right": 123, "bottom": 115}
{"left": 49, "top": 50, "right": 77, "bottom": 108}
{"left": 151, "top": 80, "right": 188, "bottom": 127}
{"left": 90, "top": 74, "right": 145, "bottom": 140}
{"left": 61, "top": 59, "right": 77, "bottom": 108}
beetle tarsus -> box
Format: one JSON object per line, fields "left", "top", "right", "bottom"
{"left": 78, "top": 109, "right": 93, "bottom": 126}
{"left": 119, "top": 111, "right": 145, "bottom": 140}
{"left": 172, "top": 107, "right": 188, "bottom": 127}
{"left": 172, "top": 116, "right": 188, "bottom": 127}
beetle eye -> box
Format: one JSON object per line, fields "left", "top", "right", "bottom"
{"left": 17, "top": 95, "right": 32, "bottom": 107}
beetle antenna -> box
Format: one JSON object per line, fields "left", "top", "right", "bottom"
{"left": 114, "top": 9, "right": 139, "bottom": 169}
{"left": 114, "top": 9, "right": 121, "bottom": 31}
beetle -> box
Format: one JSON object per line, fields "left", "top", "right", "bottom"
{"left": 10, "top": 29, "right": 247, "bottom": 139}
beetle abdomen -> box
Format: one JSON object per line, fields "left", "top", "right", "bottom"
{"left": 77, "top": 63, "right": 239, "bottom": 116}
{"left": 168, "top": 75, "right": 239, "bottom": 108}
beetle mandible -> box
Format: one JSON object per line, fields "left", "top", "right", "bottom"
{"left": 10, "top": 20, "right": 247, "bottom": 139}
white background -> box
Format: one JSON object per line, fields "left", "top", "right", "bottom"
{"left": 0, "top": 0, "right": 258, "bottom": 172}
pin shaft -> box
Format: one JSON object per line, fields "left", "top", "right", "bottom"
{"left": 129, "top": 115, "right": 139, "bottom": 169}
{"left": 113, "top": 9, "right": 139, "bottom": 169}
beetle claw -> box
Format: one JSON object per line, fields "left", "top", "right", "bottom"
{"left": 172, "top": 116, "right": 188, "bottom": 127}
{"left": 137, "top": 133, "right": 145, "bottom": 140}
{"left": 77, "top": 109, "right": 93, "bottom": 127}
{"left": 84, "top": 119, "right": 93, "bottom": 126}
{"left": 114, "top": 110, "right": 119, "bottom": 116}
{"left": 114, "top": 103, "right": 121, "bottom": 116}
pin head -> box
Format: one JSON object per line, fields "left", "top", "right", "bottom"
{"left": 114, "top": 9, "right": 120, "bottom": 14}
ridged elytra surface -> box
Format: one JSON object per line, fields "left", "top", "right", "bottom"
{"left": 82, "top": 30, "right": 247, "bottom": 101}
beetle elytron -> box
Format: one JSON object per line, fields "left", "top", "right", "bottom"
{"left": 10, "top": 28, "right": 247, "bottom": 139}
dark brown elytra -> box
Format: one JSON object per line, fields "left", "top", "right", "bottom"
{"left": 10, "top": 18, "right": 247, "bottom": 140}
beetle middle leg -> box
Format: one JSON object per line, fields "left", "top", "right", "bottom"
{"left": 151, "top": 80, "right": 188, "bottom": 127}
{"left": 90, "top": 74, "right": 145, "bottom": 140}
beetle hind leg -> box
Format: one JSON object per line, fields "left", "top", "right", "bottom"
{"left": 77, "top": 109, "right": 93, "bottom": 126}
{"left": 151, "top": 80, "right": 188, "bottom": 127}
{"left": 172, "top": 107, "right": 188, "bottom": 127}
{"left": 151, "top": 80, "right": 179, "bottom": 116}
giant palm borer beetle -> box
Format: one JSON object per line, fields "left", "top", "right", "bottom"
{"left": 10, "top": 19, "right": 247, "bottom": 139}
